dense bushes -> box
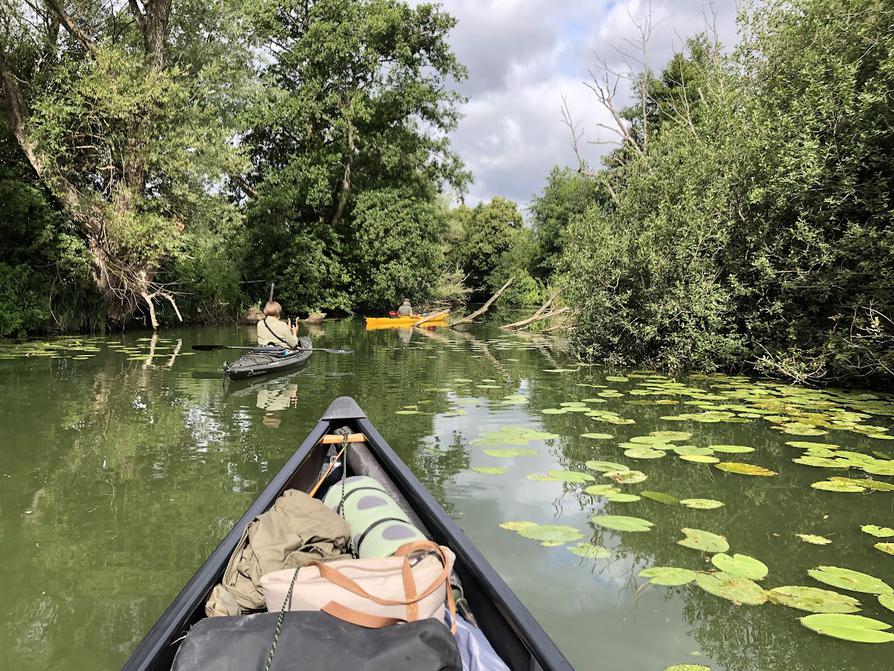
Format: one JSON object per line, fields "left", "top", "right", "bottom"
{"left": 556, "top": 0, "right": 894, "bottom": 384}
{"left": 448, "top": 197, "right": 542, "bottom": 306}
{"left": 0, "top": 139, "right": 103, "bottom": 337}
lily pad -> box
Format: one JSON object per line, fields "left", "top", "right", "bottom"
{"left": 799, "top": 613, "right": 894, "bottom": 643}
{"left": 394, "top": 410, "right": 420, "bottom": 415}
{"left": 624, "top": 446, "right": 666, "bottom": 459}
{"left": 581, "top": 433, "right": 614, "bottom": 440}
{"left": 546, "top": 470, "right": 596, "bottom": 483}
{"left": 695, "top": 572, "right": 767, "bottom": 605}
{"left": 541, "top": 408, "right": 567, "bottom": 415}
{"left": 516, "top": 524, "right": 586, "bottom": 545}
{"left": 880, "top": 593, "right": 894, "bottom": 613}
{"left": 673, "top": 445, "right": 714, "bottom": 457}
{"left": 641, "top": 490, "right": 678, "bottom": 505}
{"left": 472, "top": 466, "right": 506, "bottom": 475}
{"left": 794, "top": 456, "right": 848, "bottom": 468}
{"left": 526, "top": 473, "right": 557, "bottom": 481}
{"left": 482, "top": 448, "right": 537, "bottom": 458}
{"left": 709, "top": 444, "right": 756, "bottom": 454}
{"left": 861, "top": 525, "right": 894, "bottom": 538}
{"left": 680, "top": 498, "right": 724, "bottom": 509}
{"left": 639, "top": 566, "right": 698, "bottom": 586}
{"left": 830, "top": 477, "right": 894, "bottom": 492}
{"left": 787, "top": 441, "right": 840, "bottom": 449}
{"left": 811, "top": 479, "right": 865, "bottom": 492}
{"left": 714, "top": 462, "right": 778, "bottom": 477}
{"left": 585, "top": 460, "right": 628, "bottom": 472}
{"left": 711, "top": 553, "right": 769, "bottom": 581}
{"left": 876, "top": 543, "right": 894, "bottom": 556}
{"left": 584, "top": 484, "right": 621, "bottom": 496}
{"left": 808, "top": 566, "right": 892, "bottom": 595}
{"left": 796, "top": 533, "right": 832, "bottom": 545}
{"left": 567, "top": 544, "right": 611, "bottom": 559}
{"left": 679, "top": 454, "right": 720, "bottom": 464}
{"left": 591, "top": 514, "right": 654, "bottom": 532}
{"left": 677, "top": 528, "right": 729, "bottom": 553}
{"left": 605, "top": 469, "right": 647, "bottom": 484}
{"left": 499, "top": 521, "right": 536, "bottom": 532}
{"left": 605, "top": 492, "right": 641, "bottom": 502}
{"left": 649, "top": 430, "right": 693, "bottom": 442}
{"left": 768, "top": 586, "right": 861, "bottom": 613}
{"left": 663, "top": 666, "right": 710, "bottom": 671}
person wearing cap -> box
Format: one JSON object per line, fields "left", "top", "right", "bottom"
{"left": 396, "top": 298, "right": 414, "bottom": 316}
{"left": 257, "top": 301, "right": 299, "bottom": 347}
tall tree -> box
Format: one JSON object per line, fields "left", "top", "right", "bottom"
{"left": 242, "top": 0, "right": 469, "bottom": 312}
{"left": 0, "top": 0, "right": 253, "bottom": 327}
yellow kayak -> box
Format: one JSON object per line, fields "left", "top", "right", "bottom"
{"left": 364, "top": 311, "right": 450, "bottom": 329}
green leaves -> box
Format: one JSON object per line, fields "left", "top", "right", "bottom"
{"left": 710, "top": 553, "right": 769, "bottom": 581}
{"left": 680, "top": 498, "right": 724, "bottom": 509}
{"left": 861, "top": 525, "right": 894, "bottom": 538}
{"left": 567, "top": 544, "right": 611, "bottom": 559}
{"left": 808, "top": 566, "right": 893, "bottom": 595}
{"left": 799, "top": 614, "right": 894, "bottom": 643}
{"left": 500, "top": 522, "right": 585, "bottom": 546}
{"left": 590, "top": 515, "right": 654, "bottom": 532}
{"left": 677, "top": 528, "right": 729, "bottom": 553}
{"left": 714, "top": 462, "right": 778, "bottom": 477}
{"left": 768, "top": 586, "right": 861, "bottom": 614}
{"left": 796, "top": 533, "right": 832, "bottom": 545}
{"left": 695, "top": 572, "right": 767, "bottom": 605}
{"left": 639, "top": 567, "right": 698, "bottom": 586}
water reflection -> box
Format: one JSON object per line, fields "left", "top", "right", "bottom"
{"left": 0, "top": 322, "right": 892, "bottom": 671}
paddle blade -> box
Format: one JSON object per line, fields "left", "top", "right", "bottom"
{"left": 191, "top": 344, "right": 229, "bottom": 351}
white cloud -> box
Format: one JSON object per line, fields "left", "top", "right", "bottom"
{"left": 425, "top": 0, "right": 740, "bottom": 205}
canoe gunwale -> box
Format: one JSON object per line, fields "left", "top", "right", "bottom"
{"left": 122, "top": 396, "right": 571, "bottom": 671}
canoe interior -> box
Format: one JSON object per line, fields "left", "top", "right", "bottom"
{"left": 123, "top": 397, "right": 571, "bottom": 671}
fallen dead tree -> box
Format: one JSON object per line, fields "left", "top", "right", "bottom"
{"left": 449, "top": 277, "right": 514, "bottom": 328}
{"left": 502, "top": 292, "right": 569, "bottom": 330}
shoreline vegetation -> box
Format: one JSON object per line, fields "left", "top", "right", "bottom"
{"left": 1, "top": 0, "right": 892, "bottom": 387}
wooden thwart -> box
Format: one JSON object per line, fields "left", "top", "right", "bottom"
{"left": 319, "top": 433, "right": 367, "bottom": 445}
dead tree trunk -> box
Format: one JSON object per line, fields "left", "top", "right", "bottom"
{"left": 449, "top": 277, "right": 514, "bottom": 328}
{"left": 502, "top": 307, "right": 570, "bottom": 330}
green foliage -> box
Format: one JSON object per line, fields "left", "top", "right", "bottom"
{"left": 450, "top": 197, "right": 542, "bottom": 305}
{"left": 557, "top": 0, "right": 894, "bottom": 384}
{"left": 0, "top": 132, "right": 101, "bottom": 336}
{"left": 349, "top": 188, "right": 445, "bottom": 311}
{"left": 242, "top": 0, "right": 467, "bottom": 313}
{"left": 530, "top": 167, "right": 606, "bottom": 279}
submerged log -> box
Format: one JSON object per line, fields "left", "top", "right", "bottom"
{"left": 449, "top": 277, "right": 514, "bottom": 328}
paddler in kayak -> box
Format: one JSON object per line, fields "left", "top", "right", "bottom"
{"left": 257, "top": 301, "right": 299, "bottom": 348}
{"left": 396, "top": 297, "right": 414, "bottom": 317}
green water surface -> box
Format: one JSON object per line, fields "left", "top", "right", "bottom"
{"left": 1, "top": 321, "right": 892, "bottom": 670}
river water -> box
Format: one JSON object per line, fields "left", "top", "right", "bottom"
{"left": 1, "top": 321, "right": 892, "bottom": 670}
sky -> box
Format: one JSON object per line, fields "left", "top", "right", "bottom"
{"left": 427, "top": 0, "right": 741, "bottom": 206}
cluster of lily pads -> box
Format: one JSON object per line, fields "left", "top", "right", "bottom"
{"left": 0, "top": 336, "right": 187, "bottom": 363}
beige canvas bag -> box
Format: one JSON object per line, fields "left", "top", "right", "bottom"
{"left": 259, "top": 541, "right": 457, "bottom": 632}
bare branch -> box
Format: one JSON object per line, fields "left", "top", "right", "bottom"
{"left": 561, "top": 94, "right": 598, "bottom": 177}
{"left": 45, "top": 0, "right": 97, "bottom": 56}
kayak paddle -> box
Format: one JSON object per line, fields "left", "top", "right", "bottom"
{"left": 192, "top": 344, "right": 353, "bottom": 354}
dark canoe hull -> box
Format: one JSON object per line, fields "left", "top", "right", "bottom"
{"left": 122, "top": 396, "right": 573, "bottom": 671}
{"left": 223, "top": 337, "right": 312, "bottom": 380}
